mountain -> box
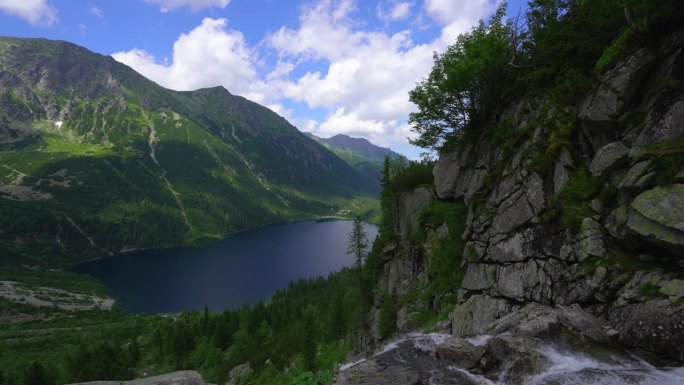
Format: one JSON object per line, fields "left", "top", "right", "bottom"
{"left": 0, "top": 37, "right": 378, "bottom": 266}
{"left": 309, "top": 133, "right": 401, "bottom": 163}
{"left": 307, "top": 133, "right": 402, "bottom": 184}
{"left": 347, "top": 24, "right": 684, "bottom": 383}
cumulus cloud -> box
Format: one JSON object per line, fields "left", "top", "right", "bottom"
{"left": 264, "top": 0, "right": 438, "bottom": 146}
{"left": 115, "top": 0, "right": 498, "bottom": 157}
{"left": 426, "top": 0, "right": 500, "bottom": 44}
{"left": 377, "top": 1, "right": 412, "bottom": 23}
{"left": 0, "top": 0, "right": 58, "bottom": 26}
{"left": 113, "top": 18, "right": 259, "bottom": 95}
{"left": 145, "top": 0, "right": 230, "bottom": 13}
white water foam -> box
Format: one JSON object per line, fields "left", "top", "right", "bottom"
{"left": 467, "top": 334, "right": 492, "bottom": 346}
{"left": 339, "top": 357, "right": 367, "bottom": 371}
{"left": 372, "top": 332, "right": 451, "bottom": 356}
{"left": 526, "top": 345, "right": 684, "bottom": 385}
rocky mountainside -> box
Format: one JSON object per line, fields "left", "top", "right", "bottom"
{"left": 345, "top": 31, "right": 684, "bottom": 384}
{"left": 0, "top": 37, "right": 377, "bottom": 266}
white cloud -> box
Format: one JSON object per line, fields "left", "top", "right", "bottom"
{"left": 90, "top": 6, "right": 103, "bottom": 18}
{"left": 145, "top": 0, "right": 229, "bottom": 12}
{"left": 113, "top": 18, "right": 259, "bottom": 95}
{"left": 425, "top": 0, "right": 497, "bottom": 25}
{"left": 263, "top": 0, "right": 437, "bottom": 148}
{"left": 114, "top": 0, "right": 498, "bottom": 158}
{"left": 377, "top": 1, "right": 412, "bottom": 22}
{"left": 425, "top": 0, "right": 500, "bottom": 45}
{"left": 0, "top": 0, "right": 57, "bottom": 26}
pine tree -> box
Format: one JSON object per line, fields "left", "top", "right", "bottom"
{"left": 378, "top": 291, "right": 397, "bottom": 339}
{"left": 22, "top": 361, "right": 52, "bottom": 385}
{"left": 346, "top": 215, "right": 368, "bottom": 275}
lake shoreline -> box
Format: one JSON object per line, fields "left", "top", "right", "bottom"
{"left": 71, "top": 220, "right": 378, "bottom": 313}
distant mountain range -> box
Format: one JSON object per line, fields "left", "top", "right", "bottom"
{"left": 307, "top": 133, "right": 403, "bottom": 183}
{"left": 0, "top": 37, "right": 380, "bottom": 266}
{"left": 308, "top": 133, "right": 401, "bottom": 162}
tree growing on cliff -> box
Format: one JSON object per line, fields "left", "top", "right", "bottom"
{"left": 378, "top": 290, "right": 397, "bottom": 339}
{"left": 409, "top": 4, "right": 516, "bottom": 151}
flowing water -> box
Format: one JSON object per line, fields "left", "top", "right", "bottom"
{"left": 345, "top": 333, "right": 684, "bottom": 385}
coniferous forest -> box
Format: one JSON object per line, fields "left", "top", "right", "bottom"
{"left": 1, "top": 0, "right": 684, "bottom": 384}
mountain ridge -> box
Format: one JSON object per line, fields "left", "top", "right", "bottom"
{"left": 0, "top": 36, "right": 378, "bottom": 266}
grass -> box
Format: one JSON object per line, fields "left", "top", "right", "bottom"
{"left": 594, "top": 28, "right": 633, "bottom": 74}
{"left": 556, "top": 168, "right": 603, "bottom": 232}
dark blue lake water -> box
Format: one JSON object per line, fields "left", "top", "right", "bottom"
{"left": 72, "top": 220, "right": 377, "bottom": 313}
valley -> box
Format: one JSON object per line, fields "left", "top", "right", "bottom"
{"left": 0, "top": 37, "right": 381, "bottom": 266}
{"left": 1, "top": 0, "right": 684, "bottom": 384}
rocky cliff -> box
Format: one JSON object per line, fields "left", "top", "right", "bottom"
{"left": 361, "top": 30, "right": 684, "bottom": 377}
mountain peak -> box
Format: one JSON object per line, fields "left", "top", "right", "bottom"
{"left": 0, "top": 36, "right": 379, "bottom": 264}
{"left": 310, "top": 133, "right": 401, "bottom": 162}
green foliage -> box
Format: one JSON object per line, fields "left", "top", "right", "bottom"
{"left": 378, "top": 291, "right": 397, "bottom": 339}
{"left": 389, "top": 160, "right": 434, "bottom": 192}
{"left": 556, "top": 168, "right": 603, "bottom": 232}
{"left": 347, "top": 215, "right": 369, "bottom": 271}
{"left": 0, "top": 37, "right": 381, "bottom": 266}
{"left": 638, "top": 137, "right": 684, "bottom": 185}
{"left": 527, "top": 107, "right": 576, "bottom": 175}
{"left": 21, "top": 361, "right": 55, "bottom": 385}
{"left": 0, "top": 266, "right": 366, "bottom": 384}
{"left": 420, "top": 201, "right": 468, "bottom": 294}
{"left": 409, "top": 0, "right": 684, "bottom": 152}
{"left": 409, "top": 4, "right": 515, "bottom": 150}
{"left": 595, "top": 28, "right": 633, "bottom": 74}
{"left": 639, "top": 281, "right": 668, "bottom": 300}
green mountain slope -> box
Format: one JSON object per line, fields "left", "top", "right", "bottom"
{"left": 307, "top": 133, "right": 402, "bottom": 185}
{"left": 0, "top": 37, "right": 378, "bottom": 266}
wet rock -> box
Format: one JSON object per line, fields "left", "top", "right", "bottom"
{"left": 334, "top": 335, "right": 480, "bottom": 385}
{"left": 490, "top": 303, "right": 610, "bottom": 343}
{"left": 436, "top": 337, "right": 486, "bottom": 369}
{"left": 480, "top": 335, "right": 550, "bottom": 385}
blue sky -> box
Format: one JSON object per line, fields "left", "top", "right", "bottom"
{"left": 0, "top": 0, "right": 527, "bottom": 158}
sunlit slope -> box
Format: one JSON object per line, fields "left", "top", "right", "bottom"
{"left": 0, "top": 37, "right": 377, "bottom": 265}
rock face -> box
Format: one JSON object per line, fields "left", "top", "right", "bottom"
{"left": 367, "top": 30, "right": 684, "bottom": 367}
{"left": 68, "top": 371, "right": 207, "bottom": 385}
{"left": 336, "top": 305, "right": 682, "bottom": 385}
{"left": 334, "top": 334, "right": 484, "bottom": 385}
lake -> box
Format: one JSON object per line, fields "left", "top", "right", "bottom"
{"left": 72, "top": 220, "right": 378, "bottom": 313}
